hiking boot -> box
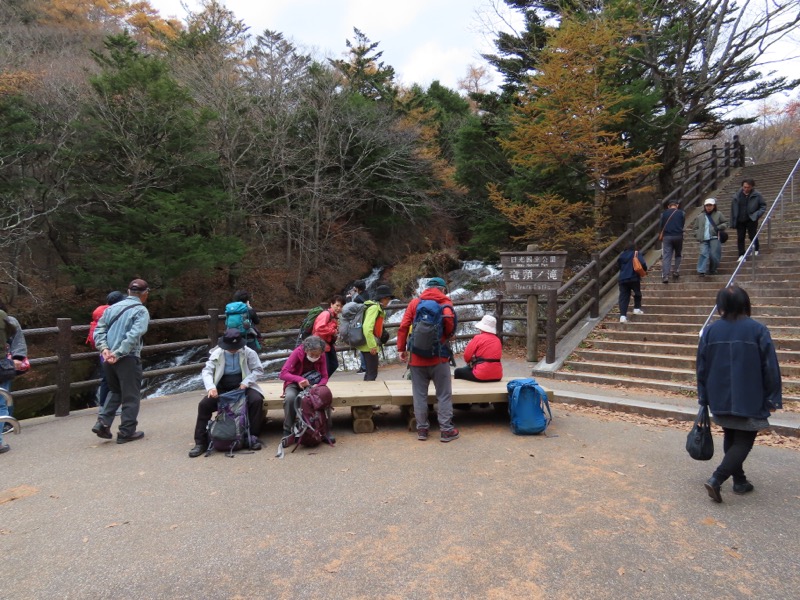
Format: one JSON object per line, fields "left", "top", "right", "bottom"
{"left": 417, "top": 428, "right": 429, "bottom": 441}
{"left": 0, "top": 443, "right": 9, "bottom": 454}
{"left": 704, "top": 476, "right": 723, "bottom": 503}
{"left": 619, "top": 315, "right": 627, "bottom": 323}
{"left": 662, "top": 278, "right": 669, "bottom": 284}
{"left": 117, "top": 431, "right": 145, "bottom": 444}
{"left": 92, "top": 420, "right": 113, "bottom": 440}
{"left": 698, "top": 272, "right": 705, "bottom": 277}
{"left": 732, "top": 480, "right": 755, "bottom": 494}
{"left": 440, "top": 428, "right": 460, "bottom": 443}
{"left": 633, "top": 308, "right": 644, "bottom": 315}
{"left": 672, "top": 272, "right": 680, "bottom": 279}
{"left": 188, "top": 444, "right": 204, "bottom": 458}
{"left": 250, "top": 440, "right": 263, "bottom": 451}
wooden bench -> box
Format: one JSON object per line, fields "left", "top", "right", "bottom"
{"left": 259, "top": 378, "right": 551, "bottom": 433}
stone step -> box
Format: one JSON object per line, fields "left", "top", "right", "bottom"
{"left": 593, "top": 329, "right": 800, "bottom": 351}
{"left": 585, "top": 338, "right": 800, "bottom": 362}
{"left": 572, "top": 350, "right": 800, "bottom": 377}
{"left": 605, "top": 320, "right": 800, "bottom": 335}
{"left": 629, "top": 305, "right": 800, "bottom": 317}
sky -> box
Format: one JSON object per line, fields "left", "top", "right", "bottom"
{"left": 146, "top": 0, "right": 514, "bottom": 92}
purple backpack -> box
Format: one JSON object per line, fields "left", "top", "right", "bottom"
{"left": 277, "top": 385, "right": 334, "bottom": 457}
{"left": 206, "top": 389, "right": 258, "bottom": 457}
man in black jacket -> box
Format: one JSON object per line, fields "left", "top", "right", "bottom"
{"left": 659, "top": 199, "right": 685, "bottom": 284}
{"left": 731, "top": 178, "right": 766, "bottom": 262}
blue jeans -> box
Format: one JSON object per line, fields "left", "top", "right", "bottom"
{"left": 697, "top": 239, "right": 721, "bottom": 274}
{"left": 0, "top": 386, "right": 9, "bottom": 445}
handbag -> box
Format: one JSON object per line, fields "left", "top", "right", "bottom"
{"left": 632, "top": 251, "right": 647, "bottom": 278}
{"left": 686, "top": 405, "right": 714, "bottom": 460}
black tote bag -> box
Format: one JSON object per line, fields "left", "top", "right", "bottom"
{"left": 686, "top": 405, "right": 714, "bottom": 460}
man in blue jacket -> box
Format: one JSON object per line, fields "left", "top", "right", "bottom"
{"left": 659, "top": 199, "right": 685, "bottom": 283}
{"left": 617, "top": 244, "right": 647, "bottom": 323}
{"left": 92, "top": 279, "right": 151, "bottom": 444}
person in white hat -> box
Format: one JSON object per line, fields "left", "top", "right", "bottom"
{"left": 693, "top": 198, "right": 728, "bottom": 277}
{"left": 454, "top": 314, "right": 503, "bottom": 382}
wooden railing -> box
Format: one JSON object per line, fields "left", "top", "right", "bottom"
{"left": 13, "top": 295, "right": 549, "bottom": 418}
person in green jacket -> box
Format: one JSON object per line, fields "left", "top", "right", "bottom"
{"left": 355, "top": 285, "right": 393, "bottom": 381}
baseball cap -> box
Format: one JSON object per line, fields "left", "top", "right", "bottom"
{"left": 128, "top": 279, "right": 149, "bottom": 292}
{"left": 426, "top": 277, "right": 447, "bottom": 288}
{"left": 703, "top": 198, "right": 716, "bottom": 206}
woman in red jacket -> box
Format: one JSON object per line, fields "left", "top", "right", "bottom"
{"left": 454, "top": 314, "right": 503, "bottom": 382}
{"left": 312, "top": 295, "right": 344, "bottom": 376}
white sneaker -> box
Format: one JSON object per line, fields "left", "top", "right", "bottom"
{"left": 755, "top": 250, "right": 759, "bottom": 256}
{"left": 619, "top": 315, "right": 627, "bottom": 323}
{"left": 633, "top": 308, "right": 644, "bottom": 315}
{"left": 737, "top": 255, "right": 745, "bottom": 263}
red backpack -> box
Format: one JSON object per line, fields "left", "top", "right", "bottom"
{"left": 277, "top": 385, "right": 334, "bottom": 457}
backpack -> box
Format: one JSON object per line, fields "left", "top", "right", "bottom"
{"left": 408, "top": 299, "right": 456, "bottom": 358}
{"left": 296, "top": 306, "right": 325, "bottom": 346}
{"left": 277, "top": 385, "right": 334, "bottom": 458}
{"left": 339, "top": 301, "right": 368, "bottom": 347}
{"left": 225, "top": 302, "right": 252, "bottom": 334}
{"left": 507, "top": 378, "right": 552, "bottom": 435}
{"left": 206, "top": 389, "right": 258, "bottom": 457}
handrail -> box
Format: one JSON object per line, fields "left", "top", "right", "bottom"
{"left": 698, "top": 157, "right": 800, "bottom": 336}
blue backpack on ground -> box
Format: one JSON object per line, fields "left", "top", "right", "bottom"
{"left": 408, "top": 299, "right": 456, "bottom": 358}
{"left": 225, "top": 302, "right": 252, "bottom": 334}
{"left": 507, "top": 378, "right": 552, "bottom": 435}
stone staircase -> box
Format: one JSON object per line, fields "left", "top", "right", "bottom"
{"left": 555, "top": 159, "right": 800, "bottom": 403}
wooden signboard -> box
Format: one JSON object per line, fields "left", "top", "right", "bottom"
{"left": 500, "top": 251, "right": 568, "bottom": 294}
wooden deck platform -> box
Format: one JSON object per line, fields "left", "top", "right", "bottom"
{"left": 258, "top": 378, "right": 550, "bottom": 433}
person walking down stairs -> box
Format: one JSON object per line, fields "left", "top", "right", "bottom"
{"left": 659, "top": 199, "right": 685, "bottom": 284}
{"left": 617, "top": 243, "right": 647, "bottom": 323}
{"left": 693, "top": 198, "right": 728, "bottom": 277}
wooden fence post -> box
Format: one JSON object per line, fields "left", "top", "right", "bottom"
{"left": 590, "top": 252, "right": 601, "bottom": 318}
{"left": 54, "top": 318, "right": 72, "bottom": 417}
{"left": 711, "top": 145, "right": 719, "bottom": 190}
{"left": 208, "top": 309, "right": 220, "bottom": 345}
{"left": 495, "top": 293, "right": 505, "bottom": 345}
{"left": 546, "top": 290, "right": 558, "bottom": 364}
{"left": 724, "top": 141, "right": 731, "bottom": 177}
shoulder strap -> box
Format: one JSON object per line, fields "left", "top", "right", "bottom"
{"left": 104, "top": 303, "right": 138, "bottom": 330}
{"left": 660, "top": 208, "right": 678, "bottom": 236}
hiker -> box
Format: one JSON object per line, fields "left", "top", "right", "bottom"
{"left": 87, "top": 291, "right": 126, "bottom": 408}
{"left": 188, "top": 328, "right": 265, "bottom": 458}
{"left": 694, "top": 198, "right": 728, "bottom": 277}
{"left": 229, "top": 290, "right": 261, "bottom": 352}
{"left": 91, "top": 279, "right": 150, "bottom": 444}
{"left": 1, "top": 307, "right": 27, "bottom": 453}
{"left": 454, "top": 314, "right": 503, "bottom": 382}
{"left": 354, "top": 285, "right": 393, "bottom": 381}
{"left": 348, "top": 280, "right": 368, "bottom": 373}
{"left": 312, "top": 295, "right": 344, "bottom": 377}
{"left": 731, "top": 178, "right": 766, "bottom": 262}
{"left": 617, "top": 244, "right": 647, "bottom": 323}
{"left": 0, "top": 300, "right": 29, "bottom": 396}
{"left": 279, "top": 335, "right": 333, "bottom": 443}
{"left": 397, "top": 277, "right": 460, "bottom": 442}
{"left": 696, "top": 285, "right": 782, "bottom": 503}
{"left": 659, "top": 199, "right": 685, "bottom": 283}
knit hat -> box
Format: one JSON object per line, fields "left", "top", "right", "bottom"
{"left": 474, "top": 314, "right": 497, "bottom": 335}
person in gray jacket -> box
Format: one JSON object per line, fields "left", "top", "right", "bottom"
{"left": 693, "top": 198, "right": 728, "bottom": 276}
{"left": 188, "top": 328, "right": 265, "bottom": 457}
{"left": 731, "top": 178, "right": 766, "bottom": 262}
{"left": 91, "top": 279, "right": 150, "bottom": 444}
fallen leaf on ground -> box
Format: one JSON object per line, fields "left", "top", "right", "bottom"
{"left": 0, "top": 485, "right": 39, "bottom": 505}
{"left": 618, "top": 567, "right": 625, "bottom": 575}
{"left": 725, "top": 549, "right": 743, "bottom": 559}
{"left": 324, "top": 560, "right": 342, "bottom": 573}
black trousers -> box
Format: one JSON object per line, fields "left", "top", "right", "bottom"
{"left": 713, "top": 428, "right": 758, "bottom": 483}
{"left": 736, "top": 219, "right": 759, "bottom": 256}
{"left": 618, "top": 280, "right": 642, "bottom": 317}
{"left": 453, "top": 366, "right": 480, "bottom": 381}
{"left": 193, "top": 387, "right": 265, "bottom": 445}
{"left": 362, "top": 351, "right": 379, "bottom": 381}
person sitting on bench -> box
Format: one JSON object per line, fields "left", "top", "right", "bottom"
{"left": 454, "top": 314, "right": 503, "bottom": 382}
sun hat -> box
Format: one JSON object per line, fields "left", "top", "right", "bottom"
{"left": 474, "top": 314, "right": 497, "bottom": 335}
{"left": 374, "top": 285, "right": 394, "bottom": 300}
{"left": 426, "top": 277, "right": 447, "bottom": 288}
{"left": 218, "top": 328, "right": 246, "bottom": 351}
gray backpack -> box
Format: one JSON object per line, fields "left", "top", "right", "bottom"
{"left": 338, "top": 301, "right": 367, "bottom": 347}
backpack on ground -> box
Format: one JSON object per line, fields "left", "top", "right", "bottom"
{"left": 408, "top": 299, "right": 456, "bottom": 358}
{"left": 296, "top": 306, "right": 325, "bottom": 346}
{"left": 206, "top": 388, "right": 258, "bottom": 457}
{"left": 339, "top": 301, "right": 368, "bottom": 348}
{"left": 507, "top": 378, "right": 552, "bottom": 435}
{"left": 277, "top": 385, "right": 334, "bottom": 458}
{"left": 225, "top": 302, "right": 252, "bottom": 335}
